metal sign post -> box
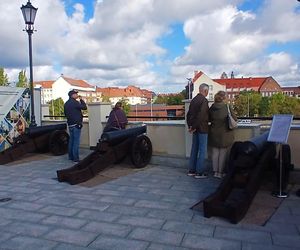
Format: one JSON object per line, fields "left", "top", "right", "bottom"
{"left": 267, "top": 114, "right": 293, "bottom": 198}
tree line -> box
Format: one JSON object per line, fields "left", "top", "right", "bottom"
{"left": 0, "top": 67, "right": 28, "bottom": 88}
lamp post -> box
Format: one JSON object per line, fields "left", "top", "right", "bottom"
{"left": 186, "top": 78, "right": 192, "bottom": 100}
{"left": 21, "top": 0, "right": 38, "bottom": 127}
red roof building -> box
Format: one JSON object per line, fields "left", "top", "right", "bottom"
{"left": 213, "top": 76, "right": 282, "bottom": 100}
{"left": 281, "top": 86, "right": 300, "bottom": 98}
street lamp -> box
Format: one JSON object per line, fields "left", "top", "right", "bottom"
{"left": 21, "top": 0, "right": 38, "bottom": 127}
{"left": 186, "top": 78, "right": 193, "bottom": 100}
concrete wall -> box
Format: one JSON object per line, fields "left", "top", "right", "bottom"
{"left": 42, "top": 102, "right": 300, "bottom": 169}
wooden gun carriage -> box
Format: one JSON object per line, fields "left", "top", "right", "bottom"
{"left": 203, "top": 132, "right": 277, "bottom": 223}
{"left": 57, "top": 125, "right": 152, "bottom": 185}
{"left": 0, "top": 123, "right": 69, "bottom": 165}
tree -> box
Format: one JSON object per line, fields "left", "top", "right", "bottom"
{"left": 119, "top": 98, "right": 130, "bottom": 115}
{"left": 48, "top": 98, "right": 65, "bottom": 119}
{"left": 234, "top": 91, "right": 261, "bottom": 117}
{"left": 16, "top": 70, "right": 28, "bottom": 88}
{"left": 101, "top": 95, "right": 111, "bottom": 102}
{"left": 0, "top": 68, "right": 9, "bottom": 86}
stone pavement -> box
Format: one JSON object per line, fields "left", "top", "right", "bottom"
{"left": 0, "top": 150, "right": 299, "bottom": 250}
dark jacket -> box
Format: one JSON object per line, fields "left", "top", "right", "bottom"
{"left": 64, "top": 98, "right": 87, "bottom": 126}
{"left": 208, "top": 102, "right": 237, "bottom": 148}
{"left": 186, "top": 93, "right": 209, "bottom": 133}
{"left": 105, "top": 108, "right": 128, "bottom": 131}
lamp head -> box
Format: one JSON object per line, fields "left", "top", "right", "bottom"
{"left": 21, "top": 1, "right": 38, "bottom": 25}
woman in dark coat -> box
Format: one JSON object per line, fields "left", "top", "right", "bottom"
{"left": 103, "top": 102, "right": 128, "bottom": 132}
{"left": 209, "top": 91, "right": 237, "bottom": 178}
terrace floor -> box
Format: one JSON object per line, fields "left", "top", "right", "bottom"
{"left": 0, "top": 149, "right": 300, "bottom": 250}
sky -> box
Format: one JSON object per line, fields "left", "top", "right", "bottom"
{"left": 1, "top": 0, "right": 300, "bottom": 93}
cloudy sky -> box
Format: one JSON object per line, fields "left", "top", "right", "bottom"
{"left": 1, "top": 0, "right": 300, "bottom": 93}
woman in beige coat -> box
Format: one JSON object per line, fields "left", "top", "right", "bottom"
{"left": 209, "top": 91, "right": 237, "bottom": 178}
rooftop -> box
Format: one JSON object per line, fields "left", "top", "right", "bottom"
{"left": 0, "top": 150, "right": 299, "bottom": 249}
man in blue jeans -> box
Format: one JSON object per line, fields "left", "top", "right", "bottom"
{"left": 186, "top": 83, "right": 209, "bottom": 178}
{"left": 64, "top": 90, "right": 87, "bottom": 162}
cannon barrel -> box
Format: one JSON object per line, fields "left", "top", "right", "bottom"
{"left": 101, "top": 125, "right": 146, "bottom": 145}
{"left": 239, "top": 131, "right": 269, "bottom": 156}
{"left": 25, "top": 123, "right": 67, "bottom": 137}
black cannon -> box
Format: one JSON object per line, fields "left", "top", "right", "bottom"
{"left": 0, "top": 123, "right": 69, "bottom": 165}
{"left": 203, "top": 131, "right": 277, "bottom": 223}
{"left": 57, "top": 125, "right": 152, "bottom": 185}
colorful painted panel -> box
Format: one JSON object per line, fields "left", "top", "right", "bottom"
{"left": 0, "top": 87, "right": 30, "bottom": 152}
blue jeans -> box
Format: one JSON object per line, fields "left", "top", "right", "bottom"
{"left": 68, "top": 126, "right": 81, "bottom": 161}
{"left": 189, "top": 132, "right": 208, "bottom": 174}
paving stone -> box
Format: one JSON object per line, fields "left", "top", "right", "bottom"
{"left": 89, "top": 235, "right": 149, "bottom": 250}
{"left": 4, "top": 222, "right": 50, "bottom": 237}
{"left": 36, "top": 196, "right": 76, "bottom": 206}
{"left": 162, "top": 220, "right": 214, "bottom": 237}
{"left": 161, "top": 195, "right": 198, "bottom": 204}
{"left": 99, "top": 195, "right": 136, "bottom": 205}
{"left": 128, "top": 227, "right": 184, "bottom": 245}
{"left": 44, "top": 228, "right": 97, "bottom": 246}
{"left": 39, "top": 205, "right": 80, "bottom": 216}
{"left": 93, "top": 189, "right": 125, "bottom": 196}
{"left": 5, "top": 200, "right": 45, "bottom": 211}
{"left": 148, "top": 243, "right": 190, "bottom": 250}
{"left": 134, "top": 200, "right": 176, "bottom": 210}
{"left": 54, "top": 243, "right": 96, "bottom": 250}
{"left": 104, "top": 204, "right": 150, "bottom": 216}
{"left": 0, "top": 217, "right": 11, "bottom": 226}
{"left": 270, "top": 213, "right": 300, "bottom": 224}
{"left": 272, "top": 233, "right": 300, "bottom": 249}
{"left": 67, "top": 193, "right": 101, "bottom": 201}
{"left": 70, "top": 200, "right": 110, "bottom": 211}
{"left": 122, "top": 191, "right": 163, "bottom": 201}
{"left": 82, "top": 221, "right": 132, "bottom": 237}
{"left": 117, "top": 186, "right": 149, "bottom": 193}
{"left": 0, "top": 235, "right": 58, "bottom": 250}
{"left": 0, "top": 207, "right": 48, "bottom": 222}
{"left": 0, "top": 231, "right": 14, "bottom": 243}
{"left": 42, "top": 215, "right": 87, "bottom": 229}
{"left": 146, "top": 208, "right": 194, "bottom": 222}
{"left": 242, "top": 242, "right": 300, "bottom": 250}
{"left": 214, "top": 226, "right": 272, "bottom": 244}
{"left": 76, "top": 209, "right": 120, "bottom": 222}
{"left": 117, "top": 215, "right": 165, "bottom": 229}
{"left": 182, "top": 234, "right": 241, "bottom": 250}
{"left": 264, "top": 222, "right": 299, "bottom": 235}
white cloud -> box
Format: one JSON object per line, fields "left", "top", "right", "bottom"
{"left": 0, "top": 0, "right": 299, "bottom": 93}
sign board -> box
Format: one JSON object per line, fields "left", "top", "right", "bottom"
{"left": 267, "top": 114, "right": 293, "bottom": 144}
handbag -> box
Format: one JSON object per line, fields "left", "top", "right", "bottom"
{"left": 227, "top": 104, "right": 237, "bottom": 130}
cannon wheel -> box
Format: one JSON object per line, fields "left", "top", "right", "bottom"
{"left": 130, "top": 135, "right": 152, "bottom": 168}
{"left": 49, "top": 130, "right": 69, "bottom": 156}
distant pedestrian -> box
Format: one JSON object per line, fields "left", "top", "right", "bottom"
{"left": 209, "top": 91, "right": 237, "bottom": 178}
{"left": 186, "top": 83, "right": 209, "bottom": 178}
{"left": 103, "top": 101, "right": 128, "bottom": 132}
{"left": 64, "top": 90, "right": 87, "bottom": 162}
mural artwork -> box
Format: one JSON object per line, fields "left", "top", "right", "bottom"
{"left": 0, "top": 88, "right": 30, "bottom": 152}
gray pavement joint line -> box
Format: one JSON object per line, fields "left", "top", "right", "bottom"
{"left": 159, "top": 218, "right": 168, "bottom": 230}
{"left": 212, "top": 225, "right": 217, "bottom": 237}
{"left": 270, "top": 231, "right": 275, "bottom": 246}
{"left": 85, "top": 233, "right": 101, "bottom": 248}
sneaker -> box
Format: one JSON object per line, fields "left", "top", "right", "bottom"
{"left": 194, "top": 173, "right": 208, "bottom": 179}
{"left": 187, "top": 170, "right": 196, "bottom": 176}
{"left": 213, "top": 172, "right": 219, "bottom": 178}
{"left": 73, "top": 159, "right": 80, "bottom": 163}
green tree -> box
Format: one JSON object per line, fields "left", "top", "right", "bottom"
{"left": 48, "top": 98, "right": 65, "bottom": 119}
{"left": 0, "top": 67, "right": 9, "bottom": 86}
{"left": 101, "top": 95, "right": 111, "bottom": 102}
{"left": 234, "top": 91, "right": 261, "bottom": 117}
{"left": 119, "top": 98, "right": 130, "bottom": 115}
{"left": 16, "top": 70, "right": 28, "bottom": 88}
